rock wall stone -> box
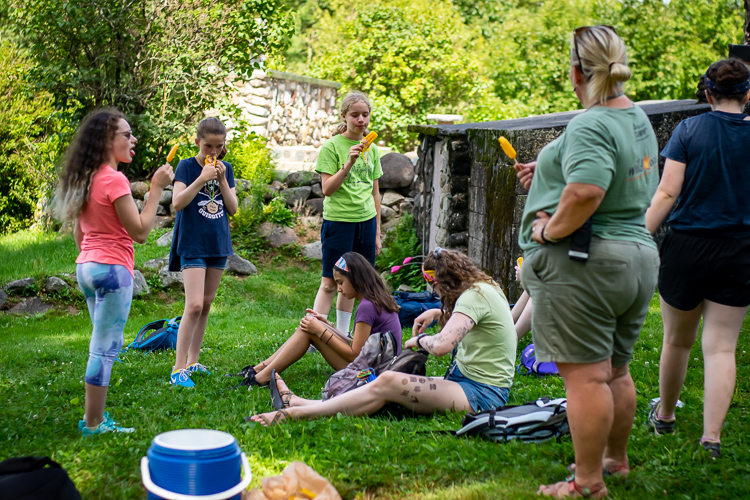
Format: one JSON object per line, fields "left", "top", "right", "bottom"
{"left": 409, "top": 99, "right": 712, "bottom": 298}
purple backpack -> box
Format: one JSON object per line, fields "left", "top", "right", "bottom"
{"left": 517, "top": 344, "right": 559, "bottom": 377}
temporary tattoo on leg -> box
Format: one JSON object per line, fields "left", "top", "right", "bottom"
{"left": 401, "top": 378, "right": 408, "bottom": 385}
{"left": 410, "top": 376, "right": 417, "bottom": 382}
{"left": 430, "top": 384, "right": 437, "bottom": 391}
{"left": 414, "top": 386, "right": 422, "bottom": 393}
{"left": 411, "top": 396, "right": 419, "bottom": 403}
{"left": 419, "top": 378, "right": 426, "bottom": 383}
{"left": 401, "top": 390, "right": 410, "bottom": 397}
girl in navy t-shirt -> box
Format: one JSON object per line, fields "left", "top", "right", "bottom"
{"left": 244, "top": 251, "right": 401, "bottom": 387}
{"left": 168, "top": 117, "right": 238, "bottom": 387}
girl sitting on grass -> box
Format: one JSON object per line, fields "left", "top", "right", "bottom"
{"left": 243, "top": 252, "right": 401, "bottom": 387}
{"left": 248, "top": 248, "right": 517, "bottom": 425}
{"left": 55, "top": 108, "right": 174, "bottom": 435}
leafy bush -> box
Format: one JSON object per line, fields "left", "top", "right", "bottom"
{"left": 0, "top": 41, "right": 61, "bottom": 235}
{"left": 223, "top": 133, "right": 276, "bottom": 186}
{"left": 376, "top": 214, "right": 425, "bottom": 292}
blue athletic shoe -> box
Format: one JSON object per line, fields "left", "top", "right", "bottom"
{"left": 170, "top": 368, "right": 195, "bottom": 388}
{"left": 81, "top": 412, "right": 135, "bottom": 436}
{"left": 187, "top": 362, "right": 211, "bottom": 376}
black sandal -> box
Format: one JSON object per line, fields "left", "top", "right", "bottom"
{"left": 269, "top": 370, "right": 293, "bottom": 410}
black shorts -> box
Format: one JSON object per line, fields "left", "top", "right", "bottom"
{"left": 658, "top": 230, "right": 750, "bottom": 310}
{"left": 320, "top": 217, "right": 377, "bottom": 278}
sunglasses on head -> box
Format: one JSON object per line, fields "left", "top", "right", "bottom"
{"left": 573, "top": 25, "right": 618, "bottom": 74}
{"left": 422, "top": 266, "right": 436, "bottom": 283}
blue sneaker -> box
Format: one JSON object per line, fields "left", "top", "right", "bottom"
{"left": 81, "top": 412, "right": 135, "bottom": 436}
{"left": 187, "top": 362, "right": 211, "bottom": 376}
{"left": 170, "top": 368, "right": 195, "bottom": 388}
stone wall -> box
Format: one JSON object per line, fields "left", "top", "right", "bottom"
{"left": 229, "top": 70, "right": 341, "bottom": 148}
{"left": 409, "top": 99, "right": 712, "bottom": 299}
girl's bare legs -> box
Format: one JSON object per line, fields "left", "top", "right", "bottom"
{"left": 174, "top": 268, "right": 206, "bottom": 370}
{"left": 251, "top": 371, "right": 471, "bottom": 424}
{"left": 185, "top": 267, "right": 224, "bottom": 366}
{"left": 700, "top": 301, "right": 746, "bottom": 441}
{"left": 657, "top": 299, "right": 702, "bottom": 418}
{"left": 272, "top": 375, "right": 320, "bottom": 407}
{"left": 253, "top": 325, "right": 353, "bottom": 385}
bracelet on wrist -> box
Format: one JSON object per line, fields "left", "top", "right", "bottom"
{"left": 541, "top": 222, "right": 560, "bottom": 244}
{"left": 416, "top": 333, "right": 428, "bottom": 350}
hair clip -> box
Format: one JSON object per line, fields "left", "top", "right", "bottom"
{"left": 433, "top": 247, "right": 444, "bottom": 259}
{"left": 334, "top": 256, "right": 349, "bottom": 272}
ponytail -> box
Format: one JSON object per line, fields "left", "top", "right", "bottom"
{"left": 572, "top": 26, "right": 631, "bottom": 105}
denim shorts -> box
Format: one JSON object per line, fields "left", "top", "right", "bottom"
{"left": 180, "top": 256, "right": 227, "bottom": 271}
{"left": 445, "top": 362, "right": 510, "bottom": 413}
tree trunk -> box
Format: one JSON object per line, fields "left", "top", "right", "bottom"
{"left": 746, "top": 0, "right": 750, "bottom": 44}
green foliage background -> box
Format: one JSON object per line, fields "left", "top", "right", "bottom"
{"left": 280, "top": 0, "right": 745, "bottom": 150}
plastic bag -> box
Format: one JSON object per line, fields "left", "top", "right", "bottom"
{"left": 243, "top": 462, "right": 341, "bottom": 500}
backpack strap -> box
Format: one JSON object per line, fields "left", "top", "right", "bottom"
{"left": 0, "top": 456, "right": 61, "bottom": 475}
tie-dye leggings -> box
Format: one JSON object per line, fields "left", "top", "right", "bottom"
{"left": 76, "top": 262, "right": 133, "bottom": 387}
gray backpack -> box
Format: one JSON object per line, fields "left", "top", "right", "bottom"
{"left": 321, "top": 332, "right": 407, "bottom": 401}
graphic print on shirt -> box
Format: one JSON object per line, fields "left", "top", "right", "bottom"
{"left": 346, "top": 149, "right": 375, "bottom": 187}
{"left": 197, "top": 180, "right": 224, "bottom": 220}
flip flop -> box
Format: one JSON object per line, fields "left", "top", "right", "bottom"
{"left": 539, "top": 475, "right": 607, "bottom": 498}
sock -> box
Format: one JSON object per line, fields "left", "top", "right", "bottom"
{"left": 336, "top": 310, "right": 352, "bottom": 335}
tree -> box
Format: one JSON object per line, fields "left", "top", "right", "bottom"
{"left": 9, "top": 0, "right": 294, "bottom": 178}
{"left": 308, "top": 0, "right": 482, "bottom": 150}
{"left": 745, "top": 0, "right": 749, "bottom": 43}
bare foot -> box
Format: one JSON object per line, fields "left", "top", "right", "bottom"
{"left": 248, "top": 409, "right": 291, "bottom": 427}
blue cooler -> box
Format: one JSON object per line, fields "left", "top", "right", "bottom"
{"left": 141, "top": 429, "right": 251, "bottom": 500}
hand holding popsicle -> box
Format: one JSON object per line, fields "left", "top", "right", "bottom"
{"left": 360, "top": 131, "right": 378, "bottom": 156}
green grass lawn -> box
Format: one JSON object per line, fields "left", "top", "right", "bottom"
{"left": 1, "top": 230, "right": 749, "bottom": 499}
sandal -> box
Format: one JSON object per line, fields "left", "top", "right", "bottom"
{"left": 244, "top": 409, "right": 291, "bottom": 426}
{"left": 539, "top": 475, "right": 607, "bottom": 498}
{"left": 269, "top": 370, "right": 294, "bottom": 410}
{"left": 567, "top": 462, "right": 629, "bottom": 478}
{"left": 700, "top": 439, "right": 721, "bottom": 458}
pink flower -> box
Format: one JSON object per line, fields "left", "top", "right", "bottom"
{"left": 403, "top": 257, "right": 413, "bottom": 265}
{"left": 391, "top": 265, "right": 402, "bottom": 273}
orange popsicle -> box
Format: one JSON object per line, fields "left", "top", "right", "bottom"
{"left": 360, "top": 131, "right": 378, "bottom": 156}
{"left": 166, "top": 144, "right": 179, "bottom": 162}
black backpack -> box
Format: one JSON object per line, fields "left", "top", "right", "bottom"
{"left": 454, "top": 397, "right": 570, "bottom": 443}
{"left": 0, "top": 456, "right": 81, "bottom": 500}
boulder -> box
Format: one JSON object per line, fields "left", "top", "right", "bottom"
{"left": 281, "top": 186, "right": 311, "bottom": 207}
{"left": 257, "top": 222, "right": 299, "bottom": 248}
{"left": 45, "top": 276, "right": 68, "bottom": 293}
{"left": 449, "top": 232, "right": 468, "bottom": 247}
{"left": 144, "top": 257, "right": 169, "bottom": 270}
{"left": 132, "top": 270, "right": 150, "bottom": 297}
{"left": 152, "top": 216, "right": 174, "bottom": 229}
{"left": 135, "top": 199, "right": 145, "bottom": 213}
{"left": 399, "top": 198, "right": 415, "bottom": 215}
{"left": 380, "top": 205, "right": 397, "bottom": 223}
{"left": 381, "top": 217, "right": 400, "bottom": 237}
{"left": 310, "top": 183, "right": 324, "bottom": 199}
{"left": 159, "top": 190, "right": 173, "bottom": 206}
{"left": 379, "top": 153, "right": 415, "bottom": 189}
{"left": 305, "top": 198, "right": 324, "bottom": 215}
{"left": 236, "top": 179, "right": 251, "bottom": 192}
{"left": 4, "top": 277, "right": 35, "bottom": 294}
{"left": 0, "top": 290, "right": 7, "bottom": 309}
{"left": 225, "top": 254, "right": 258, "bottom": 276}
{"left": 156, "top": 231, "right": 173, "bottom": 247}
{"left": 381, "top": 190, "right": 405, "bottom": 207}
{"left": 302, "top": 240, "right": 323, "bottom": 260}
{"left": 156, "top": 204, "right": 168, "bottom": 216}
{"left": 159, "top": 267, "right": 184, "bottom": 289}
{"left": 397, "top": 284, "right": 415, "bottom": 293}
{"left": 8, "top": 297, "right": 54, "bottom": 315}
{"left": 170, "top": 203, "right": 177, "bottom": 216}
{"left": 130, "top": 181, "right": 149, "bottom": 199}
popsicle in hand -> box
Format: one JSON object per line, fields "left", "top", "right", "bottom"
{"left": 166, "top": 144, "right": 179, "bottom": 163}
{"left": 517, "top": 257, "right": 523, "bottom": 268}
{"left": 360, "top": 131, "right": 378, "bottom": 156}
{"left": 498, "top": 136, "right": 517, "bottom": 162}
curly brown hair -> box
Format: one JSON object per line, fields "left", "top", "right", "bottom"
{"left": 54, "top": 108, "right": 125, "bottom": 221}
{"left": 423, "top": 248, "right": 498, "bottom": 326}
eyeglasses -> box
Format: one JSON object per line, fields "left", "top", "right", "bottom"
{"left": 422, "top": 266, "right": 436, "bottom": 284}
{"left": 116, "top": 131, "right": 134, "bottom": 139}
{"left": 573, "top": 25, "right": 618, "bottom": 74}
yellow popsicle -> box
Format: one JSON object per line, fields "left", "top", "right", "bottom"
{"left": 517, "top": 257, "right": 523, "bottom": 268}
{"left": 166, "top": 144, "right": 179, "bottom": 162}
{"left": 498, "top": 136, "right": 517, "bottom": 161}
{"left": 206, "top": 154, "right": 216, "bottom": 167}
{"left": 360, "top": 131, "right": 378, "bottom": 155}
